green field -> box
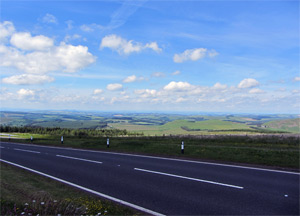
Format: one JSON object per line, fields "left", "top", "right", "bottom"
{"left": 1, "top": 111, "right": 299, "bottom": 135}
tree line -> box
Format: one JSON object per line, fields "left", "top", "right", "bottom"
{"left": 0, "top": 125, "right": 143, "bottom": 137}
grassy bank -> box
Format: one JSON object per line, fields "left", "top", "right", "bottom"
{"left": 0, "top": 162, "right": 139, "bottom": 215}
{"left": 1, "top": 133, "right": 299, "bottom": 169}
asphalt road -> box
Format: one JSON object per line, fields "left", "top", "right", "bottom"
{"left": 0, "top": 141, "right": 299, "bottom": 215}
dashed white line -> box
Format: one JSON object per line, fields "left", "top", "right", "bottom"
{"left": 0, "top": 159, "right": 165, "bottom": 216}
{"left": 14, "top": 148, "right": 40, "bottom": 154}
{"left": 2, "top": 142, "right": 299, "bottom": 175}
{"left": 0, "top": 146, "right": 5, "bottom": 149}
{"left": 56, "top": 154, "right": 102, "bottom": 164}
{"left": 134, "top": 168, "right": 244, "bottom": 190}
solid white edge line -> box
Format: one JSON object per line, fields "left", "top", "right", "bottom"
{"left": 0, "top": 159, "right": 165, "bottom": 216}
{"left": 56, "top": 154, "right": 102, "bottom": 164}
{"left": 2, "top": 141, "right": 299, "bottom": 175}
{"left": 134, "top": 168, "right": 244, "bottom": 190}
{"left": 14, "top": 148, "right": 40, "bottom": 154}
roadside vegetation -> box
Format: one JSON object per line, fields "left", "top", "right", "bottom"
{"left": 0, "top": 162, "right": 140, "bottom": 215}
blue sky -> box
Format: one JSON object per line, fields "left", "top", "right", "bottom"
{"left": 0, "top": 0, "right": 299, "bottom": 113}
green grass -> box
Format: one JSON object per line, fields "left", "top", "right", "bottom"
{"left": 2, "top": 134, "right": 299, "bottom": 169}
{"left": 0, "top": 162, "right": 139, "bottom": 215}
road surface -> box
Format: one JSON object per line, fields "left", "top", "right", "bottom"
{"left": 0, "top": 141, "right": 299, "bottom": 215}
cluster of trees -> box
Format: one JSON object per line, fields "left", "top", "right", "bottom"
{"left": 0, "top": 126, "right": 143, "bottom": 137}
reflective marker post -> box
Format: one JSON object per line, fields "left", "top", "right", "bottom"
{"left": 8, "top": 134, "right": 11, "bottom": 141}
{"left": 61, "top": 136, "right": 63, "bottom": 144}
{"left": 181, "top": 141, "right": 184, "bottom": 154}
{"left": 107, "top": 138, "right": 109, "bottom": 148}
{"left": 31, "top": 136, "right": 33, "bottom": 143}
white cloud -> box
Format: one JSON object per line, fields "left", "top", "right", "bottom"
{"left": 144, "top": 42, "right": 162, "bottom": 53}
{"left": 64, "top": 34, "right": 82, "bottom": 42}
{"left": 0, "top": 21, "right": 15, "bottom": 41}
{"left": 134, "top": 89, "right": 157, "bottom": 98}
{"left": 106, "top": 83, "right": 123, "bottom": 91}
{"left": 1, "top": 42, "right": 96, "bottom": 74}
{"left": 249, "top": 88, "right": 264, "bottom": 94}
{"left": 100, "top": 34, "right": 162, "bottom": 55}
{"left": 175, "top": 97, "right": 187, "bottom": 103}
{"left": 163, "top": 81, "right": 193, "bottom": 91}
{"left": 173, "top": 48, "right": 218, "bottom": 63}
{"left": 42, "top": 13, "right": 58, "bottom": 24}
{"left": 172, "top": 70, "right": 181, "bottom": 75}
{"left": 294, "top": 77, "right": 300, "bottom": 82}
{"left": 238, "top": 78, "right": 259, "bottom": 88}
{"left": 123, "top": 75, "right": 145, "bottom": 83}
{"left": 80, "top": 25, "right": 94, "bottom": 32}
{"left": 212, "top": 82, "right": 227, "bottom": 90}
{"left": 17, "top": 88, "right": 35, "bottom": 98}
{"left": 80, "top": 23, "right": 103, "bottom": 32}
{"left": 10, "top": 32, "right": 54, "bottom": 51}
{"left": 2, "top": 74, "right": 54, "bottom": 85}
{"left": 93, "top": 89, "right": 103, "bottom": 94}
{"left": 151, "top": 72, "right": 165, "bottom": 78}
{"left": 124, "top": 75, "right": 137, "bottom": 83}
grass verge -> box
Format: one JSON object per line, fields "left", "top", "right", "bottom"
{"left": 0, "top": 162, "right": 139, "bottom": 215}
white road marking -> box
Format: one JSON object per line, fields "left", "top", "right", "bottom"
{"left": 0, "top": 159, "right": 165, "bottom": 216}
{"left": 0, "top": 146, "right": 5, "bottom": 148}
{"left": 134, "top": 168, "right": 244, "bottom": 190}
{"left": 2, "top": 141, "right": 299, "bottom": 175}
{"left": 14, "top": 148, "right": 40, "bottom": 154}
{"left": 56, "top": 154, "right": 102, "bottom": 164}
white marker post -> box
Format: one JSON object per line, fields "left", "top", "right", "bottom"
{"left": 31, "top": 136, "right": 33, "bottom": 143}
{"left": 107, "top": 138, "right": 110, "bottom": 148}
{"left": 8, "top": 134, "right": 11, "bottom": 141}
{"left": 61, "top": 136, "right": 64, "bottom": 144}
{"left": 181, "top": 141, "right": 184, "bottom": 154}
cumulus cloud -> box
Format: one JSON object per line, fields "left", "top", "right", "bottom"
{"left": 2, "top": 74, "right": 54, "bottom": 85}
{"left": 0, "top": 21, "right": 96, "bottom": 76}
{"left": 163, "top": 81, "right": 193, "bottom": 91}
{"left": 173, "top": 48, "right": 218, "bottom": 63}
{"left": 249, "top": 88, "right": 264, "bottom": 94}
{"left": 123, "top": 75, "right": 137, "bottom": 83}
{"left": 0, "top": 21, "right": 15, "bottom": 41}
{"left": 42, "top": 13, "right": 58, "bottom": 24}
{"left": 1, "top": 42, "right": 96, "bottom": 74}
{"left": 106, "top": 83, "right": 123, "bottom": 91}
{"left": 144, "top": 42, "right": 162, "bottom": 53}
{"left": 93, "top": 89, "right": 103, "bottom": 94}
{"left": 212, "top": 82, "right": 227, "bottom": 90}
{"left": 100, "top": 34, "right": 162, "bottom": 55}
{"left": 123, "top": 75, "right": 145, "bottom": 83}
{"left": 17, "top": 88, "right": 35, "bottom": 98}
{"left": 238, "top": 78, "right": 259, "bottom": 88}
{"left": 10, "top": 32, "right": 54, "bottom": 51}
{"left": 134, "top": 89, "right": 157, "bottom": 98}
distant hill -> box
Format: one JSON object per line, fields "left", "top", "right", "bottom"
{"left": 1, "top": 111, "right": 299, "bottom": 135}
{"left": 263, "top": 118, "right": 300, "bottom": 133}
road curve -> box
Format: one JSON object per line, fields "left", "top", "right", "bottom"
{"left": 0, "top": 141, "right": 299, "bottom": 215}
